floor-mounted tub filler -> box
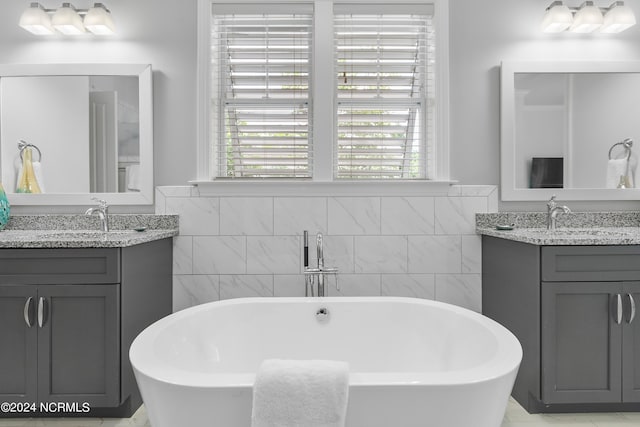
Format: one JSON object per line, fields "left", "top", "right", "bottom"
{"left": 129, "top": 297, "right": 522, "bottom": 427}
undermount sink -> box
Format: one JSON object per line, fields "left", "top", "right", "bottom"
{"left": 522, "top": 228, "right": 632, "bottom": 237}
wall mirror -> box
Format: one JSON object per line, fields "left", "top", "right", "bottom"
{"left": 0, "top": 63, "right": 153, "bottom": 205}
{"left": 501, "top": 61, "right": 640, "bottom": 201}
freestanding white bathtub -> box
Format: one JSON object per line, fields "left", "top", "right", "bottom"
{"left": 130, "top": 297, "right": 521, "bottom": 427}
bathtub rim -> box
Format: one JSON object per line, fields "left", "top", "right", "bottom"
{"left": 130, "top": 296, "right": 522, "bottom": 388}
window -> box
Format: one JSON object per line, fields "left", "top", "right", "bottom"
{"left": 211, "top": 5, "right": 313, "bottom": 178}
{"left": 335, "top": 6, "right": 433, "bottom": 179}
{"left": 199, "top": 1, "right": 447, "bottom": 183}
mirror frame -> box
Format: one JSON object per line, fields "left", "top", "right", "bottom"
{"left": 501, "top": 60, "right": 640, "bottom": 201}
{"left": 0, "top": 63, "right": 153, "bottom": 205}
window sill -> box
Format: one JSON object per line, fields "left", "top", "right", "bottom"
{"left": 188, "top": 179, "right": 458, "bottom": 197}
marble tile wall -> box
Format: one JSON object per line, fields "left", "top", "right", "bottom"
{"left": 156, "top": 185, "right": 498, "bottom": 313}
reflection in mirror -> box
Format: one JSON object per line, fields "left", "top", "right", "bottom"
{"left": 514, "top": 72, "right": 640, "bottom": 190}
{"left": 0, "top": 64, "right": 153, "bottom": 205}
{"left": 501, "top": 61, "right": 640, "bottom": 201}
{"left": 1, "top": 75, "right": 139, "bottom": 194}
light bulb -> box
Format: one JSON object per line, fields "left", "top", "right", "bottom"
{"left": 542, "top": 1, "right": 574, "bottom": 33}
{"left": 52, "top": 3, "right": 85, "bottom": 35}
{"left": 84, "top": 3, "right": 116, "bottom": 35}
{"left": 19, "top": 3, "right": 55, "bottom": 35}
{"left": 570, "top": 1, "right": 604, "bottom": 33}
{"left": 601, "top": 1, "right": 636, "bottom": 33}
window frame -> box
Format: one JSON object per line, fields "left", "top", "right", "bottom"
{"left": 196, "top": 0, "right": 450, "bottom": 191}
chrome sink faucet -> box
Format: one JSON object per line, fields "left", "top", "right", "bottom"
{"left": 85, "top": 197, "right": 110, "bottom": 232}
{"left": 547, "top": 195, "right": 571, "bottom": 231}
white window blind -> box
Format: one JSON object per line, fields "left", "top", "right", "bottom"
{"left": 334, "top": 7, "right": 434, "bottom": 179}
{"left": 212, "top": 8, "right": 312, "bottom": 178}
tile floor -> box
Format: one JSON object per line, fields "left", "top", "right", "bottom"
{"left": 0, "top": 399, "right": 638, "bottom": 426}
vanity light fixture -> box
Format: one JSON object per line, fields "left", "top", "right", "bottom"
{"left": 19, "top": 3, "right": 55, "bottom": 35}
{"left": 601, "top": 1, "right": 636, "bottom": 33}
{"left": 570, "top": 1, "right": 604, "bottom": 32}
{"left": 542, "top": 1, "right": 574, "bottom": 32}
{"left": 83, "top": 3, "right": 115, "bottom": 35}
{"left": 542, "top": 1, "right": 636, "bottom": 33}
{"left": 52, "top": 3, "right": 85, "bottom": 35}
{"left": 19, "top": 2, "right": 116, "bottom": 36}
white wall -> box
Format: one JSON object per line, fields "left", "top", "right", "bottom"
{"left": 2, "top": 0, "right": 640, "bottom": 211}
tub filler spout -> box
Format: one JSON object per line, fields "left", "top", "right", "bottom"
{"left": 303, "top": 231, "right": 338, "bottom": 297}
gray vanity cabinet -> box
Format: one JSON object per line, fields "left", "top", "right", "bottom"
{"left": 37, "top": 284, "right": 120, "bottom": 407}
{"left": 0, "top": 286, "right": 37, "bottom": 404}
{"left": 623, "top": 284, "right": 640, "bottom": 402}
{"left": 0, "top": 284, "right": 120, "bottom": 408}
{"left": 482, "top": 237, "right": 640, "bottom": 413}
{"left": 0, "top": 239, "right": 172, "bottom": 417}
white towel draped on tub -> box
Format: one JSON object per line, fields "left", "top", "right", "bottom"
{"left": 251, "top": 359, "right": 350, "bottom": 427}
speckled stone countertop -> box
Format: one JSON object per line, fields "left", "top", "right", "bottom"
{"left": 476, "top": 212, "right": 640, "bottom": 246}
{"left": 0, "top": 214, "right": 179, "bottom": 248}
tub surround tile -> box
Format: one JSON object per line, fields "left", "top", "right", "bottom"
{"left": 166, "top": 197, "right": 219, "bottom": 236}
{"left": 408, "top": 235, "right": 461, "bottom": 274}
{"left": 435, "top": 197, "right": 487, "bottom": 235}
{"left": 328, "top": 197, "right": 380, "bottom": 235}
{"left": 220, "top": 197, "right": 273, "bottom": 235}
{"left": 330, "top": 274, "right": 381, "bottom": 296}
{"left": 193, "top": 236, "right": 246, "bottom": 275}
{"left": 355, "top": 236, "right": 407, "bottom": 274}
{"left": 381, "top": 274, "right": 435, "bottom": 299}
{"left": 461, "top": 235, "right": 482, "bottom": 274}
{"left": 487, "top": 187, "right": 499, "bottom": 213}
{"left": 156, "top": 185, "right": 498, "bottom": 313}
{"left": 274, "top": 275, "right": 307, "bottom": 297}
{"left": 173, "top": 275, "right": 220, "bottom": 311}
{"left": 435, "top": 274, "right": 482, "bottom": 312}
{"left": 454, "top": 185, "right": 497, "bottom": 197}
{"left": 219, "top": 275, "right": 274, "bottom": 299}
{"left": 274, "top": 197, "right": 327, "bottom": 235}
{"left": 380, "top": 197, "right": 435, "bottom": 235}
{"left": 247, "top": 236, "right": 300, "bottom": 274}
{"left": 156, "top": 186, "right": 192, "bottom": 198}
{"left": 173, "top": 236, "right": 193, "bottom": 275}
{"left": 155, "top": 188, "right": 167, "bottom": 214}
{"left": 305, "top": 235, "right": 355, "bottom": 274}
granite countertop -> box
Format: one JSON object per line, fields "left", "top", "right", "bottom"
{"left": 476, "top": 212, "right": 640, "bottom": 246}
{"left": 0, "top": 214, "right": 179, "bottom": 248}
{"left": 476, "top": 226, "right": 640, "bottom": 246}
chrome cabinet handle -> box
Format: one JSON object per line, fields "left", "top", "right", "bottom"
{"left": 23, "top": 297, "right": 33, "bottom": 328}
{"left": 37, "top": 297, "right": 46, "bottom": 328}
{"left": 616, "top": 294, "right": 623, "bottom": 324}
{"left": 628, "top": 293, "right": 637, "bottom": 324}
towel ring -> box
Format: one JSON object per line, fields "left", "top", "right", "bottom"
{"left": 18, "top": 140, "right": 42, "bottom": 162}
{"left": 608, "top": 138, "right": 633, "bottom": 161}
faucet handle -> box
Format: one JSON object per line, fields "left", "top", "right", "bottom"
{"left": 547, "top": 195, "right": 557, "bottom": 210}
{"left": 91, "top": 197, "right": 108, "bottom": 208}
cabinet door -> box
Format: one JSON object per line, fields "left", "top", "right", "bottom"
{"left": 541, "top": 282, "right": 622, "bottom": 404}
{"left": 0, "top": 285, "right": 37, "bottom": 403}
{"left": 623, "top": 282, "right": 640, "bottom": 402}
{"left": 37, "top": 284, "right": 120, "bottom": 408}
